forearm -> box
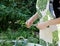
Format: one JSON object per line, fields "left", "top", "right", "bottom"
{"left": 29, "top": 12, "right": 39, "bottom": 22}
{"left": 46, "top": 17, "right": 60, "bottom": 26}
{"left": 36, "top": 17, "right": 60, "bottom": 30}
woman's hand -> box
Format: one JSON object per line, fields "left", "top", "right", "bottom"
{"left": 25, "top": 19, "right": 33, "bottom": 28}
{"left": 36, "top": 22, "right": 48, "bottom": 30}
{"left": 25, "top": 13, "right": 39, "bottom": 28}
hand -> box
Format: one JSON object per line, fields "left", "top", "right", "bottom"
{"left": 25, "top": 13, "right": 38, "bottom": 28}
{"left": 36, "top": 22, "right": 48, "bottom": 30}
{"left": 25, "top": 19, "right": 33, "bottom": 28}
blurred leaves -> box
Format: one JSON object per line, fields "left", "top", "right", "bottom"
{"left": 0, "top": 0, "right": 39, "bottom": 44}
{"left": 0, "top": 0, "right": 36, "bottom": 30}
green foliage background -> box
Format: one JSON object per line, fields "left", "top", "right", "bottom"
{"left": 0, "top": 0, "right": 39, "bottom": 42}
{"left": 0, "top": 0, "right": 37, "bottom": 30}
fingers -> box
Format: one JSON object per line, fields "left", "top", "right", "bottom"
{"left": 25, "top": 20, "right": 33, "bottom": 28}
{"left": 36, "top": 23, "right": 40, "bottom": 29}
{"left": 36, "top": 22, "right": 47, "bottom": 30}
{"left": 25, "top": 21, "right": 30, "bottom": 28}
